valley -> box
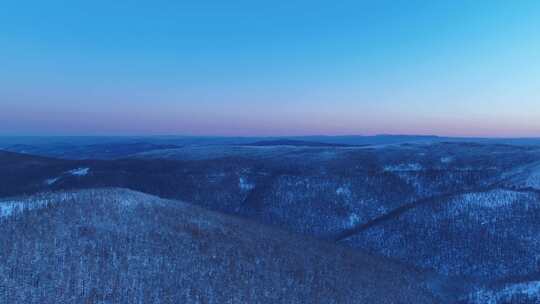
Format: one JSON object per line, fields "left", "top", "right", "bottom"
{"left": 2, "top": 137, "right": 540, "bottom": 303}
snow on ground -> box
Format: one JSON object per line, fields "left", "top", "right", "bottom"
{"left": 0, "top": 198, "right": 54, "bottom": 218}
{"left": 383, "top": 163, "right": 423, "bottom": 172}
{"left": 502, "top": 161, "right": 540, "bottom": 190}
{"left": 69, "top": 168, "right": 90, "bottom": 176}
{"left": 0, "top": 191, "right": 93, "bottom": 218}
{"left": 239, "top": 177, "right": 255, "bottom": 191}
{"left": 451, "top": 189, "right": 533, "bottom": 211}
{"left": 336, "top": 185, "right": 352, "bottom": 199}
{"left": 522, "top": 163, "right": 540, "bottom": 189}
{"left": 440, "top": 156, "right": 453, "bottom": 163}
{"left": 467, "top": 281, "right": 540, "bottom": 304}
{"left": 43, "top": 168, "right": 91, "bottom": 185}
{"left": 45, "top": 177, "right": 60, "bottom": 185}
{"left": 1, "top": 189, "right": 164, "bottom": 219}
{"left": 347, "top": 213, "right": 360, "bottom": 227}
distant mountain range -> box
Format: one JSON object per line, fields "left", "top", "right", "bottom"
{"left": 243, "top": 139, "right": 360, "bottom": 147}
{"left": 2, "top": 135, "right": 540, "bottom": 159}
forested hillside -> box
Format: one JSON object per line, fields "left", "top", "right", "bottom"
{"left": 0, "top": 189, "right": 445, "bottom": 303}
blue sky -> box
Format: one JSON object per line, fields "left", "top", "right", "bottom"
{"left": 1, "top": 0, "right": 539, "bottom": 136}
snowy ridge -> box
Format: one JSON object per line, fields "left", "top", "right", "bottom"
{"left": 449, "top": 189, "right": 536, "bottom": 212}
{"left": 0, "top": 200, "right": 49, "bottom": 218}
{"left": 0, "top": 189, "right": 162, "bottom": 219}
{"left": 504, "top": 161, "right": 540, "bottom": 190}
{"left": 0, "top": 195, "right": 72, "bottom": 218}
{"left": 467, "top": 281, "right": 540, "bottom": 304}
{"left": 455, "top": 189, "right": 532, "bottom": 208}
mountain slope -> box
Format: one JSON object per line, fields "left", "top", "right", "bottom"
{"left": 343, "top": 189, "right": 540, "bottom": 284}
{"left": 462, "top": 279, "right": 540, "bottom": 304}
{"left": 2, "top": 142, "right": 539, "bottom": 240}
{"left": 0, "top": 150, "right": 83, "bottom": 197}
{"left": 0, "top": 189, "right": 445, "bottom": 304}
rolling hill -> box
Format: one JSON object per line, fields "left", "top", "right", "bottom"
{"left": 2, "top": 141, "right": 540, "bottom": 301}
{"left": 0, "top": 188, "right": 446, "bottom": 303}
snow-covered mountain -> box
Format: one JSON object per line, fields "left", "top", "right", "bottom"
{"left": 343, "top": 189, "right": 540, "bottom": 282}
{"left": 2, "top": 140, "right": 540, "bottom": 301}
{"left": 0, "top": 189, "right": 445, "bottom": 303}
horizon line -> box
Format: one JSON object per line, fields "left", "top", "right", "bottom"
{"left": 1, "top": 134, "right": 540, "bottom": 140}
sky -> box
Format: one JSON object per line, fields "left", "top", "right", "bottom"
{"left": 1, "top": 0, "right": 539, "bottom": 137}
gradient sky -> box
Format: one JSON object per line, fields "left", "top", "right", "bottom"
{"left": 1, "top": 0, "right": 540, "bottom": 136}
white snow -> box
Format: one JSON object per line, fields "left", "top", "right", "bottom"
{"left": 0, "top": 199, "right": 51, "bottom": 218}
{"left": 68, "top": 168, "right": 90, "bottom": 176}
{"left": 452, "top": 190, "right": 529, "bottom": 211}
{"left": 468, "top": 281, "right": 540, "bottom": 304}
{"left": 440, "top": 156, "right": 453, "bottom": 164}
{"left": 521, "top": 163, "right": 540, "bottom": 189}
{"left": 0, "top": 189, "right": 163, "bottom": 219}
{"left": 45, "top": 177, "right": 60, "bottom": 185}
{"left": 336, "top": 186, "right": 352, "bottom": 199}
{"left": 502, "top": 161, "right": 540, "bottom": 190}
{"left": 43, "top": 168, "right": 90, "bottom": 185}
{"left": 239, "top": 177, "right": 254, "bottom": 191}
{"left": 0, "top": 202, "right": 19, "bottom": 217}
{"left": 383, "top": 163, "right": 423, "bottom": 172}
{"left": 347, "top": 213, "right": 360, "bottom": 227}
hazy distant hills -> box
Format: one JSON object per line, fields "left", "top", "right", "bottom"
{"left": 1, "top": 142, "right": 181, "bottom": 160}
{"left": 0, "top": 189, "right": 444, "bottom": 303}
{"left": 3, "top": 135, "right": 540, "bottom": 160}
{"left": 244, "top": 139, "right": 359, "bottom": 147}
